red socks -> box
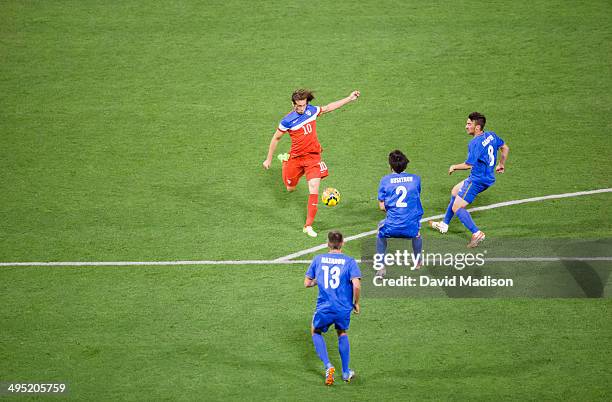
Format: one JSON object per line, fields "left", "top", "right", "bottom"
{"left": 305, "top": 194, "right": 319, "bottom": 227}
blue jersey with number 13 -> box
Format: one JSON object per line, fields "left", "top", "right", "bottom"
{"left": 306, "top": 253, "right": 361, "bottom": 313}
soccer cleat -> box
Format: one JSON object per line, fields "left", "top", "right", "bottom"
{"left": 303, "top": 226, "right": 318, "bottom": 238}
{"left": 325, "top": 366, "right": 335, "bottom": 386}
{"left": 342, "top": 369, "right": 355, "bottom": 383}
{"left": 277, "top": 153, "right": 290, "bottom": 162}
{"left": 375, "top": 267, "right": 386, "bottom": 277}
{"left": 467, "top": 231, "right": 486, "bottom": 248}
{"left": 429, "top": 221, "right": 448, "bottom": 234}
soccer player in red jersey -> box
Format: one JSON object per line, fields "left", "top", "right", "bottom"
{"left": 263, "top": 89, "right": 360, "bottom": 237}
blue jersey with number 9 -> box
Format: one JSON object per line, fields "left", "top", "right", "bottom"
{"left": 306, "top": 253, "right": 361, "bottom": 313}
{"left": 466, "top": 132, "right": 505, "bottom": 186}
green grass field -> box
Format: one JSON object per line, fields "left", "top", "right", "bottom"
{"left": 1, "top": 0, "right": 611, "bottom": 400}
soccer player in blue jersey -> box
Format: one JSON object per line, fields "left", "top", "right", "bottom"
{"left": 430, "top": 112, "right": 510, "bottom": 247}
{"left": 376, "top": 150, "right": 424, "bottom": 276}
{"left": 305, "top": 231, "right": 361, "bottom": 385}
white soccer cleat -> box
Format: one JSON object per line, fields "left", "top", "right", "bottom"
{"left": 375, "top": 267, "right": 386, "bottom": 277}
{"left": 429, "top": 221, "right": 448, "bottom": 234}
{"left": 277, "top": 153, "right": 290, "bottom": 162}
{"left": 303, "top": 226, "right": 318, "bottom": 238}
{"left": 467, "top": 231, "right": 486, "bottom": 248}
{"left": 342, "top": 369, "right": 355, "bottom": 383}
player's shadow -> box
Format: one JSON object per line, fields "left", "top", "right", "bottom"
{"left": 290, "top": 327, "right": 355, "bottom": 383}
{"left": 291, "top": 328, "right": 329, "bottom": 378}
{"left": 563, "top": 260, "right": 607, "bottom": 298}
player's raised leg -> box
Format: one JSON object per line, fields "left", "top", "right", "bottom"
{"left": 278, "top": 153, "right": 297, "bottom": 191}
{"left": 430, "top": 180, "right": 464, "bottom": 234}
{"left": 281, "top": 155, "right": 304, "bottom": 192}
{"left": 451, "top": 194, "right": 486, "bottom": 248}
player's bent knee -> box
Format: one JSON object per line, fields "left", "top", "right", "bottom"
{"left": 337, "top": 330, "right": 347, "bottom": 337}
{"left": 286, "top": 186, "right": 297, "bottom": 192}
{"left": 452, "top": 195, "right": 468, "bottom": 212}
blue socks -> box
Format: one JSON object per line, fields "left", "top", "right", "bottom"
{"left": 456, "top": 208, "right": 479, "bottom": 234}
{"left": 411, "top": 235, "right": 423, "bottom": 263}
{"left": 444, "top": 195, "right": 456, "bottom": 225}
{"left": 313, "top": 332, "right": 351, "bottom": 373}
{"left": 376, "top": 236, "right": 388, "bottom": 255}
{"left": 378, "top": 235, "right": 422, "bottom": 266}
{"left": 338, "top": 334, "right": 350, "bottom": 375}
{"left": 312, "top": 333, "right": 331, "bottom": 368}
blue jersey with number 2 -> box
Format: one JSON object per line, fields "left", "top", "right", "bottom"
{"left": 306, "top": 253, "right": 361, "bottom": 313}
{"left": 378, "top": 173, "right": 424, "bottom": 232}
{"left": 466, "top": 132, "right": 505, "bottom": 186}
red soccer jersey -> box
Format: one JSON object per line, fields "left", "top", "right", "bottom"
{"left": 278, "top": 105, "right": 323, "bottom": 157}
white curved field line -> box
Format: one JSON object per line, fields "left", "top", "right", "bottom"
{"left": 274, "top": 188, "right": 612, "bottom": 262}
{"left": 1, "top": 188, "right": 610, "bottom": 268}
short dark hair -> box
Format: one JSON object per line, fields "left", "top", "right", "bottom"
{"left": 328, "top": 231, "right": 343, "bottom": 250}
{"left": 388, "top": 150, "right": 409, "bottom": 173}
{"left": 468, "top": 112, "right": 486, "bottom": 130}
{"left": 292, "top": 89, "right": 315, "bottom": 104}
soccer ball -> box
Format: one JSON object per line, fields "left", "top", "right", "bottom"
{"left": 321, "top": 188, "right": 341, "bottom": 207}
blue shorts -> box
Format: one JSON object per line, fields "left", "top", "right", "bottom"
{"left": 378, "top": 219, "right": 420, "bottom": 239}
{"left": 457, "top": 178, "right": 490, "bottom": 204}
{"left": 312, "top": 309, "right": 351, "bottom": 333}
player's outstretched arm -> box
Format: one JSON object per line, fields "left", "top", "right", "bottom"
{"left": 448, "top": 162, "right": 472, "bottom": 175}
{"left": 262, "top": 129, "right": 285, "bottom": 169}
{"left": 496, "top": 144, "right": 510, "bottom": 173}
{"left": 352, "top": 278, "right": 361, "bottom": 314}
{"left": 320, "top": 90, "right": 360, "bottom": 115}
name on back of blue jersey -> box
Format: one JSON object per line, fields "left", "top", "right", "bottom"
{"left": 321, "top": 257, "right": 346, "bottom": 265}
{"left": 390, "top": 176, "right": 414, "bottom": 184}
{"left": 481, "top": 134, "right": 495, "bottom": 147}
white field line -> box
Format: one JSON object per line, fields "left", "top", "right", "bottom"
{"left": 274, "top": 188, "right": 612, "bottom": 262}
{"left": 1, "top": 188, "right": 611, "bottom": 268}
{"left": 1, "top": 257, "right": 611, "bottom": 268}
{"left": 0, "top": 260, "right": 313, "bottom": 267}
